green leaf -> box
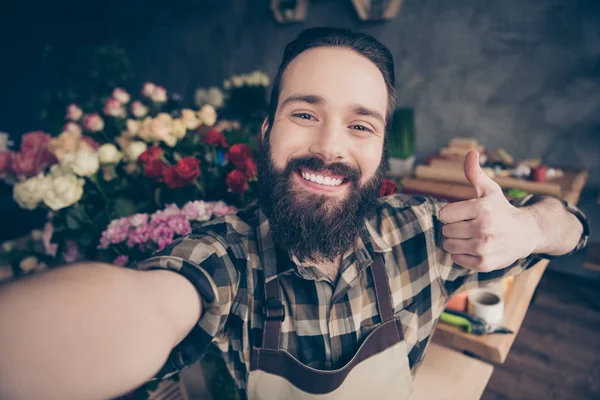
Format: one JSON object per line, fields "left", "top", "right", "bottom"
{"left": 113, "top": 198, "right": 137, "bottom": 218}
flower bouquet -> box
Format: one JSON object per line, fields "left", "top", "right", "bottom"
{"left": 0, "top": 82, "right": 259, "bottom": 273}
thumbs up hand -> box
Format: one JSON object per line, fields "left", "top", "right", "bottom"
{"left": 438, "top": 151, "right": 538, "bottom": 272}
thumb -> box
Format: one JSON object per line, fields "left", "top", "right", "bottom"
{"left": 464, "top": 151, "right": 500, "bottom": 198}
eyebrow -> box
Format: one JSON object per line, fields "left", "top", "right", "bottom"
{"left": 280, "top": 93, "right": 386, "bottom": 127}
{"left": 280, "top": 94, "right": 325, "bottom": 109}
{"left": 349, "top": 104, "right": 386, "bottom": 127}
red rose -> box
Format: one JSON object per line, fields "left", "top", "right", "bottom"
{"left": 138, "top": 146, "right": 164, "bottom": 164}
{"left": 163, "top": 156, "right": 201, "bottom": 189}
{"left": 202, "top": 129, "right": 228, "bottom": 148}
{"left": 226, "top": 169, "right": 248, "bottom": 194}
{"left": 143, "top": 159, "right": 166, "bottom": 181}
{"left": 379, "top": 179, "right": 398, "bottom": 197}
{"left": 241, "top": 157, "right": 257, "bottom": 179}
{"left": 226, "top": 144, "right": 252, "bottom": 169}
{"left": 0, "top": 151, "right": 13, "bottom": 177}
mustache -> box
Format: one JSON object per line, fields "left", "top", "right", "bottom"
{"left": 283, "top": 156, "right": 361, "bottom": 183}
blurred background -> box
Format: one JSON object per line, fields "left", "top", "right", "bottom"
{"left": 0, "top": 1, "right": 598, "bottom": 399}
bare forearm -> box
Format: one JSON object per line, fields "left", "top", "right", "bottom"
{"left": 526, "top": 197, "right": 584, "bottom": 256}
{"left": 0, "top": 263, "right": 200, "bottom": 400}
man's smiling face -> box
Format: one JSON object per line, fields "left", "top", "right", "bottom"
{"left": 265, "top": 46, "right": 388, "bottom": 199}
{"left": 257, "top": 46, "right": 390, "bottom": 263}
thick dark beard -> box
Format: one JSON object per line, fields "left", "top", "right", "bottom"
{"left": 257, "top": 137, "right": 387, "bottom": 264}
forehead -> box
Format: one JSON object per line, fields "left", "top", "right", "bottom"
{"left": 279, "top": 47, "right": 388, "bottom": 116}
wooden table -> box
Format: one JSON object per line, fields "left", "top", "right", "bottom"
{"left": 402, "top": 169, "right": 589, "bottom": 364}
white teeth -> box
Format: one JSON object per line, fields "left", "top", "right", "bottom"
{"left": 300, "top": 171, "right": 343, "bottom": 187}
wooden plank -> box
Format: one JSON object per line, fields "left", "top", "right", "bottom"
{"left": 433, "top": 260, "right": 549, "bottom": 363}
{"left": 411, "top": 342, "right": 494, "bottom": 400}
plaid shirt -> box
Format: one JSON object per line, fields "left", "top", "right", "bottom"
{"left": 136, "top": 194, "right": 588, "bottom": 390}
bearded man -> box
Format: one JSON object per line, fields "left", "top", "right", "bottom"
{"left": 0, "top": 28, "right": 588, "bottom": 400}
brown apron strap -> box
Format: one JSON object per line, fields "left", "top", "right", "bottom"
{"left": 372, "top": 254, "right": 394, "bottom": 323}
{"left": 262, "top": 276, "right": 285, "bottom": 350}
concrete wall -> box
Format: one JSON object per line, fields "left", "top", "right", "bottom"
{"left": 1, "top": 0, "right": 599, "bottom": 186}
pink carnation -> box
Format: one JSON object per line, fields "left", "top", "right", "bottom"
{"left": 182, "top": 201, "right": 213, "bottom": 222}
{"left": 113, "top": 255, "right": 130, "bottom": 267}
{"left": 167, "top": 217, "right": 192, "bottom": 236}
{"left": 150, "top": 223, "right": 176, "bottom": 251}
{"left": 213, "top": 201, "right": 237, "bottom": 217}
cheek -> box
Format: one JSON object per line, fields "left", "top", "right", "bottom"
{"left": 268, "top": 122, "right": 310, "bottom": 169}
{"left": 356, "top": 143, "right": 382, "bottom": 184}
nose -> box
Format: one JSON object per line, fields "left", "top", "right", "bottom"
{"left": 308, "top": 119, "right": 347, "bottom": 162}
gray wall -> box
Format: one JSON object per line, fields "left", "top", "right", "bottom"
{"left": 123, "top": 0, "right": 600, "bottom": 187}
{"left": 2, "top": 0, "right": 600, "bottom": 186}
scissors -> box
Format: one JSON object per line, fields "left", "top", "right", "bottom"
{"left": 440, "top": 309, "right": 513, "bottom": 335}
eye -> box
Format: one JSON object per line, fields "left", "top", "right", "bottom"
{"left": 350, "top": 124, "right": 373, "bottom": 133}
{"left": 292, "top": 113, "right": 316, "bottom": 121}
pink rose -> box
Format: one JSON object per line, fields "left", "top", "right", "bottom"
{"left": 103, "top": 98, "right": 126, "bottom": 118}
{"left": 142, "top": 82, "right": 157, "bottom": 98}
{"left": 11, "top": 131, "right": 57, "bottom": 178}
{"left": 63, "top": 122, "right": 82, "bottom": 135}
{"left": 151, "top": 86, "right": 167, "bottom": 103}
{"left": 82, "top": 113, "right": 105, "bottom": 132}
{"left": 66, "top": 104, "right": 83, "bottom": 121}
{"left": 130, "top": 101, "right": 148, "bottom": 118}
{"left": 112, "top": 88, "right": 131, "bottom": 104}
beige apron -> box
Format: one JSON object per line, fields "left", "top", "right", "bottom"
{"left": 247, "top": 255, "right": 414, "bottom": 400}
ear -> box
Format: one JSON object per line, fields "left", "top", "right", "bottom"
{"left": 260, "top": 117, "right": 269, "bottom": 143}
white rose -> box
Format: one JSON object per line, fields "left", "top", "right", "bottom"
{"left": 194, "top": 88, "right": 209, "bottom": 107}
{"left": 43, "top": 173, "right": 85, "bottom": 211}
{"left": 130, "top": 101, "right": 148, "bottom": 118}
{"left": 31, "top": 229, "right": 43, "bottom": 241}
{"left": 172, "top": 119, "right": 187, "bottom": 139}
{"left": 1, "top": 241, "right": 15, "bottom": 253}
{"left": 123, "top": 141, "right": 147, "bottom": 161}
{"left": 180, "top": 109, "right": 200, "bottom": 130}
{"left": 207, "top": 87, "right": 225, "bottom": 108}
{"left": 20, "top": 256, "right": 40, "bottom": 273}
{"left": 232, "top": 76, "right": 244, "bottom": 88}
{"left": 249, "top": 71, "right": 262, "bottom": 85}
{"left": 151, "top": 86, "right": 167, "bottom": 103}
{"left": 112, "top": 88, "right": 131, "bottom": 104}
{"left": 97, "top": 144, "right": 123, "bottom": 165}
{"left": 66, "top": 104, "right": 83, "bottom": 121}
{"left": 0, "top": 132, "right": 13, "bottom": 151}
{"left": 198, "top": 104, "right": 217, "bottom": 126}
{"left": 260, "top": 72, "right": 270, "bottom": 86}
{"left": 223, "top": 79, "right": 232, "bottom": 90}
{"left": 142, "top": 82, "right": 157, "bottom": 98}
{"left": 49, "top": 164, "right": 72, "bottom": 178}
{"left": 13, "top": 174, "right": 49, "bottom": 210}
{"left": 62, "top": 151, "right": 99, "bottom": 177}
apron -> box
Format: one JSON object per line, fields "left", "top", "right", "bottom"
{"left": 247, "top": 254, "right": 414, "bottom": 400}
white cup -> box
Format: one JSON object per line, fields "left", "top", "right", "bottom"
{"left": 467, "top": 288, "right": 504, "bottom": 325}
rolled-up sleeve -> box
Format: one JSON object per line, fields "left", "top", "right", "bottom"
{"left": 427, "top": 195, "right": 589, "bottom": 297}
{"left": 135, "top": 233, "right": 240, "bottom": 379}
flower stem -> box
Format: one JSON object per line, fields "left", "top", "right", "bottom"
{"left": 193, "top": 180, "right": 205, "bottom": 198}
{"left": 89, "top": 174, "right": 109, "bottom": 204}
